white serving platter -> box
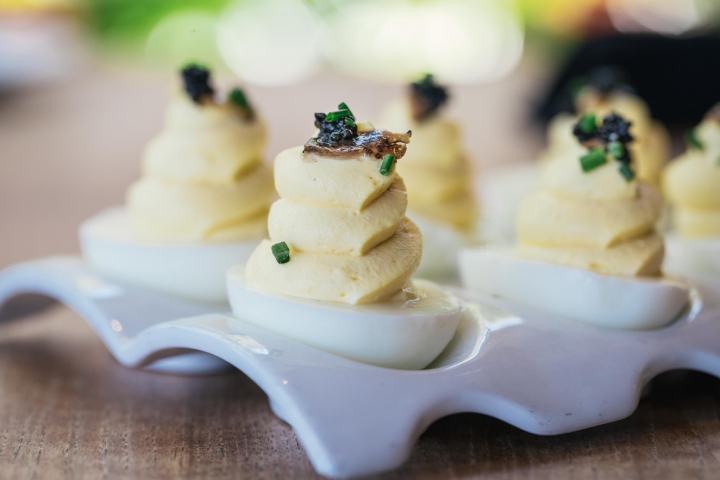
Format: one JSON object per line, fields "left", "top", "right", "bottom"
{"left": 1, "top": 256, "right": 720, "bottom": 479}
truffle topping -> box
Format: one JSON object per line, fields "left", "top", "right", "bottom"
{"left": 181, "top": 64, "right": 214, "bottom": 103}
{"left": 306, "top": 102, "right": 412, "bottom": 159}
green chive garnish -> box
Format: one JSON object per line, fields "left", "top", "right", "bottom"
{"left": 326, "top": 109, "right": 352, "bottom": 122}
{"left": 608, "top": 141, "right": 624, "bottom": 160}
{"left": 271, "top": 242, "right": 290, "bottom": 264}
{"left": 379, "top": 154, "right": 395, "bottom": 176}
{"left": 229, "top": 87, "right": 251, "bottom": 111}
{"left": 579, "top": 147, "right": 607, "bottom": 172}
{"left": 618, "top": 163, "right": 635, "bottom": 181}
{"left": 344, "top": 117, "right": 356, "bottom": 128}
{"left": 685, "top": 128, "right": 703, "bottom": 150}
{"left": 578, "top": 113, "right": 597, "bottom": 134}
{"left": 338, "top": 102, "right": 354, "bottom": 118}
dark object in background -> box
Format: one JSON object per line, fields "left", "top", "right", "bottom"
{"left": 537, "top": 34, "right": 720, "bottom": 129}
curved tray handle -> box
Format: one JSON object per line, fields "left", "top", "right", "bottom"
{"left": 2, "top": 256, "right": 720, "bottom": 478}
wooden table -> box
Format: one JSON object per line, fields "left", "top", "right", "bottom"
{"left": 2, "top": 63, "right": 720, "bottom": 479}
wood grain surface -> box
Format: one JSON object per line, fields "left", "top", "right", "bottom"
{"left": 2, "top": 305, "right": 720, "bottom": 480}
{"left": 2, "top": 62, "right": 719, "bottom": 480}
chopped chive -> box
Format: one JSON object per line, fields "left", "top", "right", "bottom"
{"left": 608, "top": 141, "right": 624, "bottom": 159}
{"left": 579, "top": 147, "right": 607, "bottom": 172}
{"left": 379, "top": 154, "right": 395, "bottom": 176}
{"left": 685, "top": 128, "right": 703, "bottom": 150}
{"left": 229, "top": 88, "right": 251, "bottom": 111}
{"left": 344, "top": 117, "right": 356, "bottom": 128}
{"left": 271, "top": 242, "right": 290, "bottom": 264}
{"left": 578, "top": 113, "right": 597, "bottom": 134}
{"left": 338, "top": 102, "right": 354, "bottom": 118}
{"left": 325, "top": 109, "right": 352, "bottom": 122}
{"left": 618, "top": 162, "right": 635, "bottom": 181}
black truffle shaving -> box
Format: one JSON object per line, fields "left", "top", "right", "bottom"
{"left": 573, "top": 112, "right": 634, "bottom": 164}
{"left": 572, "top": 120, "right": 596, "bottom": 143}
{"left": 597, "top": 113, "right": 634, "bottom": 148}
{"left": 410, "top": 74, "right": 449, "bottom": 122}
{"left": 181, "top": 64, "right": 214, "bottom": 103}
{"left": 313, "top": 112, "right": 359, "bottom": 147}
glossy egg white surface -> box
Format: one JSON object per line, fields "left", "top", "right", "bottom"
{"left": 459, "top": 247, "right": 690, "bottom": 330}
{"left": 227, "top": 265, "right": 463, "bottom": 370}
{"left": 80, "top": 208, "right": 259, "bottom": 303}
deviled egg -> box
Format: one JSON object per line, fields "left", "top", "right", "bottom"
{"left": 662, "top": 104, "right": 720, "bottom": 276}
{"left": 460, "top": 112, "right": 689, "bottom": 330}
{"left": 81, "top": 65, "right": 275, "bottom": 303}
{"left": 227, "top": 103, "right": 463, "bottom": 369}
{"left": 379, "top": 74, "right": 478, "bottom": 279}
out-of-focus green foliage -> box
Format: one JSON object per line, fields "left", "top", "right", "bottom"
{"left": 83, "top": 0, "right": 229, "bottom": 44}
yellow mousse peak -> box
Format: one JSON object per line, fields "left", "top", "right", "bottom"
{"left": 574, "top": 88, "right": 670, "bottom": 185}
{"left": 379, "top": 93, "right": 477, "bottom": 231}
{"left": 246, "top": 124, "right": 422, "bottom": 305}
{"left": 662, "top": 106, "right": 720, "bottom": 238}
{"left": 519, "top": 113, "right": 664, "bottom": 276}
{"left": 127, "top": 68, "right": 274, "bottom": 243}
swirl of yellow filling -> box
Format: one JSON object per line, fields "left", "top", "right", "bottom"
{"left": 380, "top": 98, "right": 476, "bottom": 230}
{"left": 517, "top": 140, "right": 665, "bottom": 276}
{"left": 663, "top": 109, "right": 720, "bottom": 238}
{"left": 127, "top": 90, "right": 275, "bottom": 243}
{"left": 246, "top": 141, "right": 422, "bottom": 305}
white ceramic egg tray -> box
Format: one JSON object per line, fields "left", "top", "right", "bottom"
{"left": 1, "top": 256, "right": 720, "bottom": 479}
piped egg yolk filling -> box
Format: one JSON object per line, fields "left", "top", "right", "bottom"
{"left": 663, "top": 115, "right": 720, "bottom": 239}
{"left": 519, "top": 125, "right": 664, "bottom": 277}
{"left": 127, "top": 90, "right": 274, "bottom": 243}
{"left": 246, "top": 145, "right": 422, "bottom": 305}
{"left": 380, "top": 97, "right": 476, "bottom": 230}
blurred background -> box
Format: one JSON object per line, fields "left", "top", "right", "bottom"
{"left": 2, "top": 0, "right": 720, "bottom": 268}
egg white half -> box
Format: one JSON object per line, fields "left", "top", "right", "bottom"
{"left": 80, "top": 208, "right": 260, "bottom": 303}
{"left": 227, "top": 265, "right": 463, "bottom": 370}
{"left": 458, "top": 247, "right": 690, "bottom": 330}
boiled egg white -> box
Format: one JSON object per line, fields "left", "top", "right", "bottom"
{"left": 459, "top": 247, "right": 690, "bottom": 330}
{"left": 227, "top": 265, "right": 463, "bottom": 370}
{"left": 80, "top": 208, "right": 260, "bottom": 303}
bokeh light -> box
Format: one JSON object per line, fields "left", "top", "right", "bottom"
{"left": 607, "top": 0, "right": 703, "bottom": 35}
{"left": 217, "top": 0, "right": 322, "bottom": 86}
{"left": 321, "top": 0, "right": 524, "bottom": 84}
